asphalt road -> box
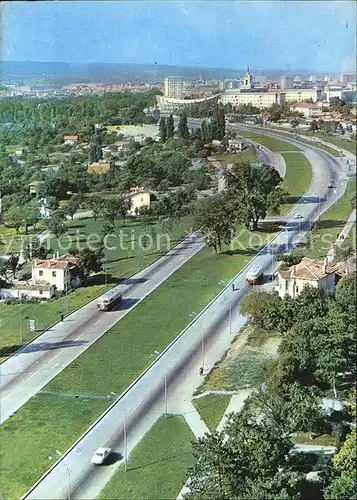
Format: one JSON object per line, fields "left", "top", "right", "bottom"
{"left": 23, "top": 130, "right": 350, "bottom": 500}
{"left": 0, "top": 232, "right": 204, "bottom": 425}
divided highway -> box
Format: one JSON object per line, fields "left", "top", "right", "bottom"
{"left": 0, "top": 232, "right": 204, "bottom": 424}
{"left": 22, "top": 131, "right": 350, "bottom": 499}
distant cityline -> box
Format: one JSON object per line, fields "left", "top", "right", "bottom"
{"left": 1, "top": 60, "right": 354, "bottom": 83}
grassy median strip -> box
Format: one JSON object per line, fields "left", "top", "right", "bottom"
{"left": 193, "top": 394, "right": 231, "bottom": 432}
{"left": 236, "top": 130, "right": 301, "bottom": 152}
{"left": 99, "top": 415, "right": 195, "bottom": 500}
{"left": 280, "top": 152, "right": 313, "bottom": 214}
{"left": 0, "top": 395, "right": 110, "bottom": 500}
{"left": 0, "top": 225, "right": 276, "bottom": 498}
{"left": 305, "top": 182, "right": 356, "bottom": 259}
{"left": 0, "top": 216, "right": 192, "bottom": 361}
{"left": 296, "top": 130, "right": 356, "bottom": 155}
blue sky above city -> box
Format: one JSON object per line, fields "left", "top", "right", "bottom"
{"left": 2, "top": 1, "right": 356, "bottom": 73}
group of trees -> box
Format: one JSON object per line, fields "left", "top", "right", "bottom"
{"left": 200, "top": 106, "right": 226, "bottom": 143}
{"left": 3, "top": 199, "right": 38, "bottom": 234}
{"left": 195, "top": 160, "right": 287, "bottom": 253}
{"left": 309, "top": 119, "right": 350, "bottom": 136}
{"left": 241, "top": 277, "right": 356, "bottom": 394}
{"left": 159, "top": 114, "right": 175, "bottom": 142}
{"left": 189, "top": 278, "right": 356, "bottom": 499}
{"left": 0, "top": 90, "right": 161, "bottom": 130}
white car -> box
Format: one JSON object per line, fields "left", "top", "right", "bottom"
{"left": 293, "top": 213, "right": 303, "bottom": 219}
{"left": 91, "top": 447, "right": 111, "bottom": 465}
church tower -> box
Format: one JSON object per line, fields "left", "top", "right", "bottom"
{"left": 242, "top": 66, "right": 253, "bottom": 90}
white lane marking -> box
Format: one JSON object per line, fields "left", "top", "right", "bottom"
{"left": 26, "top": 371, "right": 38, "bottom": 382}
{"left": 52, "top": 363, "right": 59, "bottom": 369}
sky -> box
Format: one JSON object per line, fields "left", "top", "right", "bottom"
{"left": 2, "top": 1, "right": 356, "bottom": 73}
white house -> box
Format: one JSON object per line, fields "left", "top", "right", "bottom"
{"left": 31, "top": 254, "right": 79, "bottom": 292}
{"left": 36, "top": 198, "right": 54, "bottom": 219}
{"left": 227, "top": 139, "right": 245, "bottom": 153}
{"left": 127, "top": 187, "right": 152, "bottom": 215}
{"left": 290, "top": 102, "right": 323, "bottom": 118}
{"left": 63, "top": 135, "right": 79, "bottom": 145}
{"left": 0, "top": 280, "right": 55, "bottom": 300}
{"left": 275, "top": 257, "right": 339, "bottom": 299}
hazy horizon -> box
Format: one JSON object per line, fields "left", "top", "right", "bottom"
{"left": 2, "top": 1, "right": 356, "bottom": 74}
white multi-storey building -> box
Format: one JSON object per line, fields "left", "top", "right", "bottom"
{"left": 164, "top": 77, "right": 185, "bottom": 99}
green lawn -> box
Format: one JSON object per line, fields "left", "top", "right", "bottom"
{"left": 212, "top": 147, "right": 257, "bottom": 164}
{"left": 280, "top": 152, "right": 313, "bottom": 214}
{"left": 292, "top": 432, "right": 338, "bottom": 447}
{"left": 99, "top": 416, "right": 195, "bottom": 500}
{"left": 297, "top": 131, "right": 356, "bottom": 155}
{"left": 0, "top": 394, "right": 109, "bottom": 500}
{"left": 0, "top": 216, "right": 192, "bottom": 361}
{"left": 264, "top": 128, "right": 342, "bottom": 157}
{"left": 0, "top": 221, "right": 46, "bottom": 253}
{"left": 305, "top": 182, "right": 356, "bottom": 259}
{"left": 0, "top": 225, "right": 277, "bottom": 498}
{"left": 201, "top": 343, "right": 273, "bottom": 393}
{"left": 236, "top": 130, "right": 301, "bottom": 152}
{"left": 193, "top": 394, "right": 231, "bottom": 432}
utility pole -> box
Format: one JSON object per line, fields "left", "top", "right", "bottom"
{"left": 201, "top": 326, "right": 204, "bottom": 369}
{"left": 124, "top": 410, "right": 128, "bottom": 471}
{"left": 164, "top": 367, "right": 168, "bottom": 418}
{"left": 65, "top": 285, "right": 68, "bottom": 313}
{"left": 20, "top": 301, "right": 23, "bottom": 343}
{"left": 229, "top": 300, "right": 232, "bottom": 335}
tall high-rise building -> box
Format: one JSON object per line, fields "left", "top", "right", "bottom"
{"left": 164, "top": 77, "right": 185, "bottom": 99}
{"left": 338, "top": 73, "right": 357, "bottom": 86}
{"left": 280, "top": 76, "right": 294, "bottom": 89}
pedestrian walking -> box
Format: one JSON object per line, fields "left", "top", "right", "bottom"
{"left": 232, "top": 283, "right": 235, "bottom": 291}
{"left": 60, "top": 312, "right": 64, "bottom": 322}
{"left": 199, "top": 367, "right": 203, "bottom": 376}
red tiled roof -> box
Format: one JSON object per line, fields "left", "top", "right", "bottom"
{"left": 32, "top": 254, "right": 78, "bottom": 270}
{"left": 279, "top": 257, "right": 340, "bottom": 281}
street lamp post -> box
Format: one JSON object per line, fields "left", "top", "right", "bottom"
{"left": 48, "top": 450, "right": 71, "bottom": 500}
{"left": 123, "top": 410, "right": 128, "bottom": 471}
{"left": 65, "top": 285, "right": 68, "bottom": 313}
{"left": 189, "top": 312, "right": 204, "bottom": 369}
{"left": 217, "top": 281, "right": 233, "bottom": 335}
{"left": 20, "top": 306, "right": 23, "bottom": 344}
{"left": 164, "top": 367, "right": 168, "bottom": 418}
{"left": 151, "top": 351, "right": 168, "bottom": 417}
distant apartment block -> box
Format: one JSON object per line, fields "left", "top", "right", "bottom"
{"left": 280, "top": 76, "right": 294, "bottom": 89}
{"left": 338, "top": 73, "right": 357, "bottom": 86}
{"left": 164, "top": 77, "right": 185, "bottom": 99}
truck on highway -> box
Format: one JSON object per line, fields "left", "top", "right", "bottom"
{"left": 245, "top": 267, "right": 263, "bottom": 285}
{"left": 97, "top": 288, "right": 123, "bottom": 311}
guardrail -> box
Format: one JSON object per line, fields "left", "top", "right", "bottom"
{"left": 22, "top": 132, "right": 335, "bottom": 499}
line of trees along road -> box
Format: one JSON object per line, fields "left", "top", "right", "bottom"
{"left": 195, "top": 160, "right": 288, "bottom": 253}
{"left": 187, "top": 276, "right": 356, "bottom": 500}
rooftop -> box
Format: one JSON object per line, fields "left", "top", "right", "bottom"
{"left": 32, "top": 253, "right": 78, "bottom": 270}
{"left": 279, "top": 257, "right": 340, "bottom": 281}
